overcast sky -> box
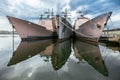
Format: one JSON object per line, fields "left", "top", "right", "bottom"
{"left": 0, "top": 0, "right": 120, "bottom": 30}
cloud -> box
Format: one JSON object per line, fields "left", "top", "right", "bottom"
{"left": 0, "top": 0, "right": 70, "bottom": 18}
{"left": 0, "top": 0, "right": 71, "bottom": 30}
{"left": 0, "top": 16, "right": 12, "bottom": 30}
{"left": 69, "top": 0, "right": 92, "bottom": 10}
{"left": 0, "top": 0, "right": 119, "bottom": 18}
{"left": 0, "top": 0, "right": 120, "bottom": 30}
{"left": 111, "top": 13, "right": 120, "bottom": 22}
{"left": 105, "top": 11, "right": 120, "bottom": 29}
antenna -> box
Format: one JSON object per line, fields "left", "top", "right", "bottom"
{"left": 39, "top": 13, "right": 46, "bottom": 20}
{"left": 77, "top": 11, "right": 84, "bottom": 17}
{"left": 44, "top": 9, "right": 54, "bottom": 18}
{"left": 56, "top": 3, "right": 61, "bottom": 15}
{"left": 51, "top": 8, "right": 54, "bottom": 17}
{"left": 45, "top": 9, "right": 50, "bottom": 18}
{"left": 40, "top": 14, "right": 43, "bottom": 19}
{"left": 64, "top": 8, "right": 68, "bottom": 17}
{"left": 61, "top": 8, "right": 71, "bottom": 18}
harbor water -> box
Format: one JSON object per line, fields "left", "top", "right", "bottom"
{"left": 0, "top": 34, "right": 120, "bottom": 80}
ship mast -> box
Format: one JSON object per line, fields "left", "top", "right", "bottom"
{"left": 40, "top": 14, "right": 43, "bottom": 19}
{"left": 45, "top": 9, "right": 50, "bottom": 18}
{"left": 61, "top": 9, "right": 71, "bottom": 19}
{"left": 62, "top": 8, "right": 69, "bottom": 18}
{"left": 45, "top": 9, "right": 54, "bottom": 18}
{"left": 51, "top": 8, "right": 54, "bottom": 17}
{"left": 56, "top": 3, "right": 61, "bottom": 16}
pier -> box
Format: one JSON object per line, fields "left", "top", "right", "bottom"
{"left": 99, "top": 28, "right": 120, "bottom": 45}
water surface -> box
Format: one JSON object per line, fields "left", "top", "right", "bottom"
{"left": 0, "top": 34, "right": 120, "bottom": 80}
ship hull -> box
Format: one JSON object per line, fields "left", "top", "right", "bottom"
{"left": 52, "top": 16, "right": 73, "bottom": 40}
{"left": 74, "top": 12, "right": 112, "bottom": 41}
{"left": 58, "top": 17, "right": 73, "bottom": 40}
{"left": 7, "top": 16, "right": 57, "bottom": 41}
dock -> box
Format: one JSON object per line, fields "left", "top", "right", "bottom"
{"left": 99, "top": 28, "right": 120, "bottom": 45}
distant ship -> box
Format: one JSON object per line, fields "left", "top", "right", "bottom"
{"left": 73, "top": 12, "right": 112, "bottom": 42}
{"left": 7, "top": 10, "right": 72, "bottom": 41}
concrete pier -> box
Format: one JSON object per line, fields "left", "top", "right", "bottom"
{"left": 99, "top": 28, "right": 120, "bottom": 45}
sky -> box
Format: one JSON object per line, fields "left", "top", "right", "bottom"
{"left": 0, "top": 0, "right": 120, "bottom": 31}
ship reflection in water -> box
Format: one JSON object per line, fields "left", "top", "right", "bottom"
{"left": 1, "top": 36, "right": 120, "bottom": 80}
{"left": 7, "top": 39, "right": 107, "bottom": 77}
{"left": 8, "top": 39, "right": 71, "bottom": 71}
{"left": 73, "top": 40, "right": 108, "bottom": 76}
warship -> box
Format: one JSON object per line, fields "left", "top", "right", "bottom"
{"left": 7, "top": 9, "right": 72, "bottom": 41}
{"left": 7, "top": 16, "right": 57, "bottom": 41}
{"left": 73, "top": 12, "right": 112, "bottom": 42}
